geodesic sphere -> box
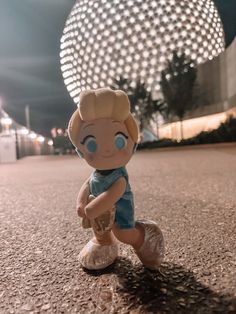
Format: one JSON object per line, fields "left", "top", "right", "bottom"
{"left": 60, "top": 0, "right": 225, "bottom": 105}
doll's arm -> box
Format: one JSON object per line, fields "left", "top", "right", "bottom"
{"left": 76, "top": 178, "right": 90, "bottom": 218}
{"left": 85, "top": 177, "right": 126, "bottom": 219}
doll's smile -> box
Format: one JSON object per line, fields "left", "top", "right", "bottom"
{"left": 101, "top": 153, "right": 114, "bottom": 158}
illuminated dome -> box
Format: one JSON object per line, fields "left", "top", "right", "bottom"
{"left": 60, "top": 0, "right": 225, "bottom": 105}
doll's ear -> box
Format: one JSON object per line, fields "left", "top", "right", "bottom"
{"left": 75, "top": 148, "right": 84, "bottom": 158}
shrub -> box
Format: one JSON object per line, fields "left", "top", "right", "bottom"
{"left": 138, "top": 116, "right": 236, "bottom": 150}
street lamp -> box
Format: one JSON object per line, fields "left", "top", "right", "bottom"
{"left": 0, "top": 117, "right": 13, "bottom": 133}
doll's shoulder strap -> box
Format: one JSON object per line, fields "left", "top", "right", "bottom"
{"left": 120, "top": 167, "right": 129, "bottom": 181}
{"left": 103, "top": 167, "right": 127, "bottom": 188}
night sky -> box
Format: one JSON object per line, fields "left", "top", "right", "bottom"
{"left": 0, "top": 0, "right": 235, "bottom": 136}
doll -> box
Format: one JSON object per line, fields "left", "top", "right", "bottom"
{"left": 68, "top": 88, "right": 165, "bottom": 270}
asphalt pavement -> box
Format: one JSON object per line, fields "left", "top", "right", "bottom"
{"left": 0, "top": 144, "right": 236, "bottom": 313}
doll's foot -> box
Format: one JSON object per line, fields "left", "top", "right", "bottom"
{"left": 134, "top": 219, "right": 165, "bottom": 270}
{"left": 78, "top": 239, "right": 118, "bottom": 270}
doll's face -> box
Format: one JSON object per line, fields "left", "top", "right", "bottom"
{"left": 77, "top": 118, "right": 135, "bottom": 170}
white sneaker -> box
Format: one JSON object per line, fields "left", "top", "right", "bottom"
{"left": 78, "top": 239, "right": 118, "bottom": 270}
{"left": 135, "top": 219, "right": 165, "bottom": 270}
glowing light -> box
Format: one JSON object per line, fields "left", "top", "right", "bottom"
{"left": 19, "top": 128, "right": 29, "bottom": 135}
{"left": 37, "top": 136, "right": 45, "bottom": 143}
{"left": 1, "top": 117, "right": 12, "bottom": 126}
{"left": 29, "top": 133, "right": 37, "bottom": 139}
{"left": 48, "top": 140, "right": 53, "bottom": 146}
{"left": 61, "top": 0, "right": 225, "bottom": 102}
{"left": 159, "top": 111, "right": 230, "bottom": 140}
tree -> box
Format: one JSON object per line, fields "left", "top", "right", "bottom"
{"left": 111, "top": 76, "right": 133, "bottom": 93}
{"left": 160, "top": 51, "right": 197, "bottom": 139}
{"left": 111, "top": 77, "right": 165, "bottom": 131}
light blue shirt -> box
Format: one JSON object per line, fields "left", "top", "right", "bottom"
{"left": 89, "top": 167, "right": 135, "bottom": 229}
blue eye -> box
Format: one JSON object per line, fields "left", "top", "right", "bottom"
{"left": 84, "top": 137, "right": 97, "bottom": 153}
{"left": 115, "top": 133, "right": 127, "bottom": 150}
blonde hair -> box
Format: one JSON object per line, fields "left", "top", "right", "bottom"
{"left": 68, "top": 88, "right": 139, "bottom": 148}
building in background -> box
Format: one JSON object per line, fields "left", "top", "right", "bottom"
{"left": 159, "top": 37, "right": 236, "bottom": 140}
{"left": 0, "top": 109, "right": 53, "bottom": 163}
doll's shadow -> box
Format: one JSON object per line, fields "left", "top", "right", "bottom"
{"left": 85, "top": 257, "right": 236, "bottom": 313}
{"left": 114, "top": 258, "right": 236, "bottom": 313}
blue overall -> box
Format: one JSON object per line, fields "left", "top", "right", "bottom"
{"left": 89, "top": 167, "right": 135, "bottom": 229}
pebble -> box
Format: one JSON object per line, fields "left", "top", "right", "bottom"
{"left": 20, "top": 304, "right": 33, "bottom": 311}
{"left": 99, "top": 289, "right": 113, "bottom": 303}
{"left": 160, "top": 288, "right": 167, "bottom": 294}
{"left": 178, "top": 298, "right": 186, "bottom": 306}
{"left": 41, "top": 304, "right": 51, "bottom": 311}
{"left": 225, "top": 252, "right": 233, "bottom": 257}
{"left": 175, "top": 285, "right": 187, "bottom": 292}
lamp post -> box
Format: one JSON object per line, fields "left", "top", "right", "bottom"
{"left": 14, "top": 127, "right": 20, "bottom": 159}
{"left": 25, "top": 105, "right": 31, "bottom": 130}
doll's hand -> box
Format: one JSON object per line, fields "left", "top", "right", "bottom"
{"left": 77, "top": 203, "right": 86, "bottom": 218}
{"left": 81, "top": 195, "right": 95, "bottom": 229}
{"left": 92, "top": 206, "right": 116, "bottom": 235}
{"left": 77, "top": 195, "right": 94, "bottom": 218}
{"left": 76, "top": 178, "right": 90, "bottom": 218}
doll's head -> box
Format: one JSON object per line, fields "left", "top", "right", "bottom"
{"left": 68, "top": 88, "right": 139, "bottom": 170}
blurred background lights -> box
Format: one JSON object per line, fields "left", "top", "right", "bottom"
{"left": 29, "top": 133, "right": 37, "bottom": 140}
{"left": 61, "top": 0, "right": 225, "bottom": 104}
{"left": 1, "top": 117, "right": 13, "bottom": 127}
{"left": 19, "top": 128, "right": 29, "bottom": 135}
{"left": 37, "top": 136, "right": 45, "bottom": 143}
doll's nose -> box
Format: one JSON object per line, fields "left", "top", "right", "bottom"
{"left": 104, "top": 149, "right": 112, "bottom": 154}
{"left": 102, "top": 147, "right": 113, "bottom": 156}
{"left": 103, "top": 144, "right": 112, "bottom": 152}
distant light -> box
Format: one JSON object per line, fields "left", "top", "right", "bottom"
{"left": 37, "top": 136, "right": 45, "bottom": 143}
{"left": 1, "top": 117, "right": 12, "bottom": 126}
{"left": 57, "top": 128, "right": 64, "bottom": 135}
{"left": 19, "top": 128, "right": 29, "bottom": 135}
{"left": 29, "top": 132, "right": 37, "bottom": 139}
{"left": 159, "top": 111, "right": 229, "bottom": 140}
{"left": 48, "top": 140, "right": 53, "bottom": 146}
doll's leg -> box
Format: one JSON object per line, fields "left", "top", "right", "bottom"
{"left": 78, "top": 195, "right": 119, "bottom": 270}
{"left": 92, "top": 229, "right": 114, "bottom": 245}
{"left": 112, "top": 223, "right": 144, "bottom": 250}
{"left": 112, "top": 221, "right": 165, "bottom": 270}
